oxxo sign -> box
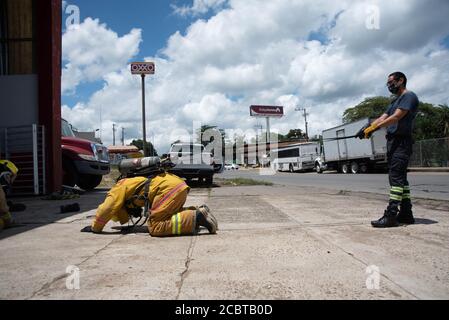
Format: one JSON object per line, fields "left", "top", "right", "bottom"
{"left": 131, "top": 62, "right": 155, "bottom": 75}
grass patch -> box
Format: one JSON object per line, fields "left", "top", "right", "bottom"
{"left": 216, "top": 177, "right": 274, "bottom": 187}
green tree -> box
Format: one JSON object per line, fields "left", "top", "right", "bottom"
{"left": 414, "top": 103, "right": 449, "bottom": 140}
{"left": 342, "top": 96, "right": 391, "bottom": 123}
{"left": 130, "top": 139, "right": 158, "bottom": 156}
{"left": 285, "top": 129, "right": 306, "bottom": 140}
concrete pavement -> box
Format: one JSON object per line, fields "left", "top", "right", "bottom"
{"left": 1, "top": 185, "right": 448, "bottom": 300}
{"left": 220, "top": 170, "right": 449, "bottom": 201}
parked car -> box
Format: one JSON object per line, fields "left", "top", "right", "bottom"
{"left": 224, "top": 163, "right": 240, "bottom": 170}
{"left": 61, "top": 119, "right": 110, "bottom": 190}
{"left": 168, "top": 143, "right": 215, "bottom": 186}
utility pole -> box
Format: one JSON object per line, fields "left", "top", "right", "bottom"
{"left": 266, "top": 117, "right": 270, "bottom": 143}
{"left": 112, "top": 123, "right": 116, "bottom": 146}
{"left": 254, "top": 124, "right": 263, "bottom": 165}
{"left": 121, "top": 127, "right": 125, "bottom": 146}
{"left": 295, "top": 107, "right": 309, "bottom": 141}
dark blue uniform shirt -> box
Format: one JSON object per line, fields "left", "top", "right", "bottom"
{"left": 386, "top": 91, "right": 419, "bottom": 136}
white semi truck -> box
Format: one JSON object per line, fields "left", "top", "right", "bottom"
{"left": 315, "top": 118, "right": 388, "bottom": 174}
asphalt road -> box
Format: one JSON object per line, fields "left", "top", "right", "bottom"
{"left": 218, "top": 169, "right": 449, "bottom": 201}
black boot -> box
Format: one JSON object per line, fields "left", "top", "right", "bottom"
{"left": 371, "top": 205, "right": 399, "bottom": 228}
{"left": 397, "top": 199, "right": 415, "bottom": 224}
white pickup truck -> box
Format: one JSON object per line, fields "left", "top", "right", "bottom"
{"left": 168, "top": 143, "right": 216, "bottom": 185}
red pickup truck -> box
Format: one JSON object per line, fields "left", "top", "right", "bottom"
{"left": 61, "top": 119, "right": 110, "bottom": 190}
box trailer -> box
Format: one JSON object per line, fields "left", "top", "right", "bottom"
{"left": 316, "top": 118, "right": 388, "bottom": 174}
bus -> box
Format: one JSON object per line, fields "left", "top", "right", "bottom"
{"left": 270, "top": 142, "right": 320, "bottom": 173}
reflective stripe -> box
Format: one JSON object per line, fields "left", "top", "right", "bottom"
{"left": 152, "top": 182, "right": 187, "bottom": 211}
{"left": 171, "top": 213, "right": 182, "bottom": 235}
{"left": 171, "top": 215, "right": 177, "bottom": 235}
{"left": 390, "top": 194, "right": 402, "bottom": 201}
{"left": 403, "top": 186, "right": 410, "bottom": 191}
{"left": 402, "top": 194, "right": 411, "bottom": 199}
{"left": 0, "top": 212, "right": 11, "bottom": 220}
{"left": 391, "top": 187, "right": 404, "bottom": 192}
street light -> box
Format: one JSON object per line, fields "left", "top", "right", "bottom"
{"left": 295, "top": 107, "right": 309, "bottom": 141}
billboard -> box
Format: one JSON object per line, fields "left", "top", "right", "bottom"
{"left": 250, "top": 105, "right": 284, "bottom": 118}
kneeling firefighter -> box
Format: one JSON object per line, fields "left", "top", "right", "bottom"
{"left": 0, "top": 160, "right": 18, "bottom": 231}
{"left": 81, "top": 157, "right": 218, "bottom": 236}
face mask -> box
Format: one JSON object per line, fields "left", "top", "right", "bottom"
{"left": 387, "top": 80, "right": 400, "bottom": 95}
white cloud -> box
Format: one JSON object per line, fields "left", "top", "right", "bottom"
{"left": 172, "top": 0, "right": 228, "bottom": 17}
{"left": 62, "top": 18, "right": 141, "bottom": 94}
{"left": 62, "top": 0, "right": 449, "bottom": 153}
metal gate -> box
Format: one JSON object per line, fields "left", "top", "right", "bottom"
{"left": 0, "top": 125, "right": 46, "bottom": 195}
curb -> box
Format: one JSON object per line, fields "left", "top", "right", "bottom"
{"left": 408, "top": 167, "right": 449, "bottom": 173}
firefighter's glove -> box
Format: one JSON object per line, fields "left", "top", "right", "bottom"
{"left": 356, "top": 124, "right": 370, "bottom": 140}
{"left": 363, "top": 124, "right": 380, "bottom": 139}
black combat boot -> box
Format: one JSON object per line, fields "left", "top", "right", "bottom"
{"left": 397, "top": 199, "right": 415, "bottom": 224}
{"left": 371, "top": 204, "right": 399, "bottom": 228}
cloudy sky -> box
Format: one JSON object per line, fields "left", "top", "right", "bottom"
{"left": 61, "top": 0, "right": 449, "bottom": 153}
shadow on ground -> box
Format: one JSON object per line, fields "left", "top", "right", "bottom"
{"left": 414, "top": 218, "right": 438, "bottom": 225}
{"left": 0, "top": 189, "right": 108, "bottom": 241}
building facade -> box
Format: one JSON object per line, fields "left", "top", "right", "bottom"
{"left": 0, "top": 0, "right": 62, "bottom": 193}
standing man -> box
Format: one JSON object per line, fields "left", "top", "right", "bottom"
{"left": 358, "top": 72, "right": 419, "bottom": 228}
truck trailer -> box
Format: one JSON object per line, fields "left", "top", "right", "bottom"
{"left": 316, "top": 118, "right": 388, "bottom": 174}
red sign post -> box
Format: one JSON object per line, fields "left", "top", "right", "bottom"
{"left": 250, "top": 105, "right": 284, "bottom": 143}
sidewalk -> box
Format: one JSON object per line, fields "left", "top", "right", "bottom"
{"left": 1, "top": 185, "right": 448, "bottom": 299}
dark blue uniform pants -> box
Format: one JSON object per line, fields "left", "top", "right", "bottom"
{"left": 386, "top": 135, "right": 413, "bottom": 215}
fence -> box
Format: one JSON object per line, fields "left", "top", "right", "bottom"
{"left": 0, "top": 125, "right": 46, "bottom": 195}
{"left": 410, "top": 137, "right": 449, "bottom": 167}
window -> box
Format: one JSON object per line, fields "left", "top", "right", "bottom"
{"left": 278, "top": 148, "right": 300, "bottom": 159}
{"left": 0, "top": 0, "right": 36, "bottom": 75}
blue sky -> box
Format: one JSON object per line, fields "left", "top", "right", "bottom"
{"left": 62, "top": 0, "right": 203, "bottom": 107}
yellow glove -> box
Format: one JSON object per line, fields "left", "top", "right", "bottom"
{"left": 363, "top": 124, "right": 379, "bottom": 139}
